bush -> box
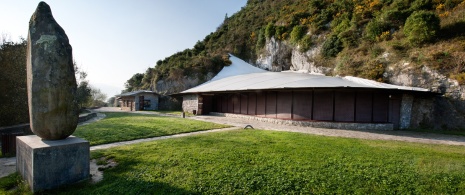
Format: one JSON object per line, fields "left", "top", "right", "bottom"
{"left": 256, "top": 28, "right": 266, "bottom": 49}
{"left": 362, "top": 60, "right": 386, "bottom": 82}
{"left": 403, "top": 11, "right": 440, "bottom": 45}
{"left": 410, "top": 0, "right": 433, "bottom": 11}
{"left": 274, "top": 26, "right": 287, "bottom": 40}
{"left": 364, "top": 19, "right": 389, "bottom": 42}
{"left": 338, "top": 29, "right": 359, "bottom": 48}
{"left": 290, "top": 25, "right": 306, "bottom": 44}
{"left": 322, "top": 35, "right": 343, "bottom": 57}
{"left": 331, "top": 14, "right": 351, "bottom": 35}
{"left": 299, "top": 35, "right": 313, "bottom": 52}
{"left": 451, "top": 72, "right": 465, "bottom": 85}
{"left": 265, "top": 23, "right": 275, "bottom": 39}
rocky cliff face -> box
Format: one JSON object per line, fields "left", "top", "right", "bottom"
{"left": 155, "top": 73, "right": 214, "bottom": 95}
{"left": 256, "top": 37, "right": 332, "bottom": 74}
{"left": 387, "top": 61, "right": 465, "bottom": 129}
{"left": 255, "top": 38, "right": 465, "bottom": 130}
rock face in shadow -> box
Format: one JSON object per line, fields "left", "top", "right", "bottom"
{"left": 26, "top": 2, "right": 78, "bottom": 140}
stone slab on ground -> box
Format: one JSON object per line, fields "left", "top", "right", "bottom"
{"left": 16, "top": 135, "right": 89, "bottom": 192}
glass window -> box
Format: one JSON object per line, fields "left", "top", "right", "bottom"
{"left": 144, "top": 100, "right": 151, "bottom": 108}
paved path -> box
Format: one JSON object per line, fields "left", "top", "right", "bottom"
{"left": 90, "top": 127, "right": 240, "bottom": 150}
{"left": 3, "top": 107, "right": 465, "bottom": 178}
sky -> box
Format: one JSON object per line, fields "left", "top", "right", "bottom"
{"left": 1, "top": 0, "right": 247, "bottom": 99}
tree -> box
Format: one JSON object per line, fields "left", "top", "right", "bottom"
{"left": 107, "top": 96, "right": 117, "bottom": 107}
{"left": 76, "top": 81, "right": 92, "bottom": 109}
{"left": 74, "top": 65, "right": 92, "bottom": 109}
{"left": 403, "top": 11, "right": 440, "bottom": 45}
{"left": 89, "top": 88, "right": 107, "bottom": 107}
{"left": 0, "top": 37, "right": 28, "bottom": 126}
{"left": 124, "top": 73, "right": 144, "bottom": 92}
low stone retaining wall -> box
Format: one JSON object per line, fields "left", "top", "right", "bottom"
{"left": 1, "top": 113, "right": 97, "bottom": 155}
{"left": 210, "top": 112, "right": 394, "bottom": 131}
{"left": 78, "top": 113, "right": 97, "bottom": 123}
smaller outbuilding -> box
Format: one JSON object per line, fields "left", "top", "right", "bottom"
{"left": 116, "top": 90, "right": 159, "bottom": 111}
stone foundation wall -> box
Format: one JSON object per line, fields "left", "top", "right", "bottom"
{"left": 182, "top": 94, "right": 198, "bottom": 114}
{"left": 400, "top": 94, "right": 414, "bottom": 129}
{"left": 210, "top": 112, "right": 394, "bottom": 131}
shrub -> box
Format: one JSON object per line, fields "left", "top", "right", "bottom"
{"left": 410, "top": 0, "right": 433, "bottom": 11}
{"left": 274, "top": 26, "right": 287, "bottom": 40}
{"left": 290, "top": 25, "right": 306, "bottom": 44}
{"left": 338, "top": 29, "right": 359, "bottom": 48}
{"left": 256, "top": 28, "right": 266, "bottom": 49}
{"left": 378, "top": 9, "right": 411, "bottom": 27}
{"left": 331, "top": 14, "right": 351, "bottom": 35}
{"left": 265, "top": 23, "right": 275, "bottom": 39}
{"left": 361, "top": 60, "right": 386, "bottom": 82}
{"left": 322, "top": 35, "right": 343, "bottom": 57}
{"left": 364, "top": 19, "right": 389, "bottom": 41}
{"left": 403, "top": 11, "right": 440, "bottom": 45}
{"left": 451, "top": 72, "right": 465, "bottom": 85}
{"left": 299, "top": 35, "right": 313, "bottom": 52}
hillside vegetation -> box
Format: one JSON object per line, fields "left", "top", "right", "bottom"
{"left": 125, "top": 0, "right": 465, "bottom": 94}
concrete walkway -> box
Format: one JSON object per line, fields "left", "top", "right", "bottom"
{"left": 93, "top": 107, "right": 465, "bottom": 146}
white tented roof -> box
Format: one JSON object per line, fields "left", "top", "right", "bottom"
{"left": 181, "top": 55, "right": 430, "bottom": 94}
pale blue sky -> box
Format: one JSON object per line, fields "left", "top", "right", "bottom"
{"left": 1, "top": 1, "right": 247, "bottom": 98}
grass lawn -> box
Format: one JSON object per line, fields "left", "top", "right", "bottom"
{"left": 3, "top": 130, "right": 464, "bottom": 194}
{"left": 73, "top": 112, "right": 230, "bottom": 145}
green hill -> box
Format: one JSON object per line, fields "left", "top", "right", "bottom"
{"left": 125, "top": 0, "right": 465, "bottom": 96}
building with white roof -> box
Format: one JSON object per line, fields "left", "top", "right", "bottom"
{"left": 180, "top": 54, "right": 437, "bottom": 130}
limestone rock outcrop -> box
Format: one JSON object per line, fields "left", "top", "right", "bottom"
{"left": 27, "top": 2, "right": 78, "bottom": 140}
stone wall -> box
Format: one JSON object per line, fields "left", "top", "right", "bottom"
{"left": 399, "top": 94, "right": 414, "bottom": 129}
{"left": 135, "top": 93, "right": 158, "bottom": 111}
{"left": 182, "top": 94, "right": 198, "bottom": 114}
{"left": 210, "top": 112, "right": 394, "bottom": 131}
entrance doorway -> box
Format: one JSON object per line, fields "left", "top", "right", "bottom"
{"left": 139, "top": 96, "right": 144, "bottom": 110}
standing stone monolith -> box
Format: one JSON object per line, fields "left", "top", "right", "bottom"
{"left": 27, "top": 1, "right": 78, "bottom": 140}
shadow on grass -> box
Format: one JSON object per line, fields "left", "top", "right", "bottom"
{"left": 39, "top": 158, "right": 198, "bottom": 195}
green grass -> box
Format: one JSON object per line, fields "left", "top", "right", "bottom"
{"left": 5, "top": 130, "right": 464, "bottom": 194}
{"left": 73, "top": 112, "right": 230, "bottom": 145}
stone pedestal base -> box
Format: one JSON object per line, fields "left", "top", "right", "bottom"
{"left": 16, "top": 135, "right": 89, "bottom": 192}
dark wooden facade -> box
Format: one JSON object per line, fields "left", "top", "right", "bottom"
{"left": 201, "top": 89, "right": 402, "bottom": 129}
